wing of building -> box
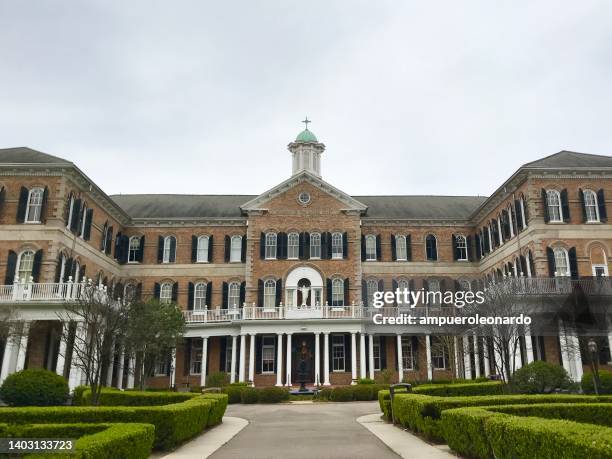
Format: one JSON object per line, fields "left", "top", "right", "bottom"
{"left": 0, "top": 129, "right": 610, "bottom": 390}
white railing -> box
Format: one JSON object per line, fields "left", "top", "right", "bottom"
{"left": 0, "top": 278, "right": 89, "bottom": 303}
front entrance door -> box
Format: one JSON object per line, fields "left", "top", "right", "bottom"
{"left": 292, "top": 334, "right": 315, "bottom": 384}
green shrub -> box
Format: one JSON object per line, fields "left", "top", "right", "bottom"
{"left": 0, "top": 393, "right": 227, "bottom": 451}
{"left": 489, "top": 402, "right": 612, "bottom": 427}
{"left": 378, "top": 390, "right": 391, "bottom": 419}
{"left": 352, "top": 385, "right": 375, "bottom": 401}
{"left": 330, "top": 387, "right": 353, "bottom": 402}
{"left": 510, "top": 361, "right": 571, "bottom": 394}
{"left": 189, "top": 385, "right": 202, "bottom": 393}
{"left": 413, "top": 381, "right": 503, "bottom": 397}
{"left": 442, "top": 407, "right": 502, "bottom": 458}
{"left": 206, "top": 371, "right": 230, "bottom": 388}
{"left": 200, "top": 393, "right": 228, "bottom": 426}
{"left": 240, "top": 387, "right": 259, "bottom": 404}
{"left": 376, "top": 369, "right": 394, "bottom": 384}
{"left": 72, "top": 386, "right": 89, "bottom": 406}
{"left": 80, "top": 389, "right": 196, "bottom": 406}
{"left": 357, "top": 378, "right": 375, "bottom": 384}
{"left": 0, "top": 369, "right": 68, "bottom": 407}
{"left": 258, "top": 386, "right": 289, "bottom": 403}
{"left": 582, "top": 370, "right": 612, "bottom": 395}
{"left": 222, "top": 384, "right": 246, "bottom": 404}
{"left": 316, "top": 387, "right": 332, "bottom": 401}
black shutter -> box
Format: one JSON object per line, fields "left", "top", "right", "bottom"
{"left": 257, "top": 280, "right": 264, "bottom": 307}
{"left": 191, "top": 236, "right": 198, "bottom": 263}
{"left": 361, "top": 280, "right": 367, "bottom": 306}
{"left": 466, "top": 235, "right": 473, "bottom": 261}
{"left": 360, "top": 235, "right": 366, "bottom": 261}
{"left": 303, "top": 232, "right": 310, "bottom": 259}
{"left": 391, "top": 235, "right": 397, "bottom": 261}
{"left": 380, "top": 336, "right": 387, "bottom": 370}
{"left": 54, "top": 255, "right": 62, "bottom": 283}
{"left": 136, "top": 236, "right": 145, "bottom": 262}
{"left": 546, "top": 247, "right": 556, "bottom": 277}
{"left": 5, "top": 250, "right": 17, "bottom": 284}
{"left": 31, "top": 250, "right": 43, "bottom": 282}
{"left": 76, "top": 203, "right": 86, "bottom": 235}
{"left": 345, "top": 333, "right": 352, "bottom": 373}
{"left": 561, "top": 189, "right": 570, "bottom": 222}
{"left": 578, "top": 189, "right": 586, "bottom": 222}
{"left": 83, "top": 208, "right": 93, "bottom": 240}
{"left": 326, "top": 278, "right": 332, "bottom": 306}
{"left": 523, "top": 196, "right": 529, "bottom": 224}
{"left": 63, "top": 192, "right": 73, "bottom": 223}
{"left": 376, "top": 235, "right": 381, "bottom": 261}
{"left": 208, "top": 235, "right": 214, "bottom": 262}
{"left": 172, "top": 282, "right": 178, "bottom": 302}
{"left": 81, "top": 264, "right": 87, "bottom": 282}
{"left": 275, "top": 279, "right": 282, "bottom": 306}
{"left": 541, "top": 189, "right": 549, "bottom": 223}
{"left": 344, "top": 278, "right": 349, "bottom": 305}
{"left": 222, "top": 282, "right": 228, "bottom": 309}
{"left": 100, "top": 222, "right": 108, "bottom": 250}
{"left": 239, "top": 282, "right": 246, "bottom": 307}
{"left": 70, "top": 199, "right": 81, "bottom": 233}
{"left": 475, "top": 234, "right": 481, "bottom": 260}
{"left": 188, "top": 282, "right": 194, "bottom": 310}
{"left": 520, "top": 255, "right": 527, "bottom": 276}
{"left": 277, "top": 232, "right": 286, "bottom": 260}
{"left": 326, "top": 232, "right": 333, "bottom": 259}
{"left": 299, "top": 232, "right": 305, "bottom": 260}
{"left": 120, "top": 235, "right": 130, "bottom": 264}
{"left": 16, "top": 187, "right": 28, "bottom": 223}
{"left": 378, "top": 279, "right": 384, "bottom": 293}
{"left": 452, "top": 234, "right": 458, "bottom": 261}
{"left": 597, "top": 189, "right": 607, "bottom": 223}
{"left": 220, "top": 337, "right": 227, "bottom": 372}
{"left": 169, "top": 236, "right": 176, "bottom": 263}
{"left": 63, "top": 258, "right": 73, "bottom": 282}
{"left": 224, "top": 235, "right": 231, "bottom": 262}
{"left": 255, "top": 336, "right": 262, "bottom": 374}
{"left": 392, "top": 279, "right": 398, "bottom": 306}
{"left": 342, "top": 232, "right": 348, "bottom": 259}
{"left": 406, "top": 235, "right": 412, "bottom": 261}
{"left": 241, "top": 235, "right": 247, "bottom": 262}
{"left": 40, "top": 186, "right": 49, "bottom": 223}
{"left": 157, "top": 236, "right": 164, "bottom": 263}
{"left": 260, "top": 233, "right": 265, "bottom": 259}
{"left": 205, "top": 282, "right": 212, "bottom": 307}
{"left": 514, "top": 199, "right": 522, "bottom": 230}
{"left": 154, "top": 282, "right": 161, "bottom": 299}
{"left": 568, "top": 247, "right": 578, "bottom": 279}
{"left": 320, "top": 232, "right": 327, "bottom": 260}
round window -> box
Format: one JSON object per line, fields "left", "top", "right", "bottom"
{"left": 298, "top": 192, "right": 311, "bottom": 205}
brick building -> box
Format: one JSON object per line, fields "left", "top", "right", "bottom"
{"left": 0, "top": 126, "right": 611, "bottom": 390}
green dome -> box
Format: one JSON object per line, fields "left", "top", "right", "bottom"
{"left": 295, "top": 129, "right": 318, "bottom": 142}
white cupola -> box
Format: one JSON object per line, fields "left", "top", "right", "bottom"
{"left": 288, "top": 118, "right": 325, "bottom": 178}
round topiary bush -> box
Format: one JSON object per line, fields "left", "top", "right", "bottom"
{"left": 258, "top": 386, "right": 289, "bottom": 403}
{"left": 330, "top": 386, "right": 353, "bottom": 402}
{"left": 582, "top": 370, "right": 612, "bottom": 394}
{"left": 510, "top": 361, "right": 571, "bottom": 394}
{"left": 240, "top": 387, "right": 259, "bottom": 404}
{"left": 0, "top": 369, "right": 69, "bottom": 406}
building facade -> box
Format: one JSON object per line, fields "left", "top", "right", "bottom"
{"left": 0, "top": 128, "right": 611, "bottom": 390}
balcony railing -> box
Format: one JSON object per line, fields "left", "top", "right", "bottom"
{"left": 0, "top": 278, "right": 89, "bottom": 303}
{"left": 487, "top": 276, "right": 612, "bottom": 296}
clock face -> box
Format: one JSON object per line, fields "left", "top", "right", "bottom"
{"left": 298, "top": 192, "right": 311, "bottom": 205}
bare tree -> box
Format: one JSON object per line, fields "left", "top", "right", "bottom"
{"left": 0, "top": 303, "right": 25, "bottom": 345}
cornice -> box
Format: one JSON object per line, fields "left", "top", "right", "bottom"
{"left": 129, "top": 218, "right": 247, "bottom": 227}
{"left": 362, "top": 218, "right": 471, "bottom": 227}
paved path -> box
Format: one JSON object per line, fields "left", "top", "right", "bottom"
{"left": 210, "top": 401, "right": 399, "bottom": 459}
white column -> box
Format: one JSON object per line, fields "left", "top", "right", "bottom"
{"left": 323, "top": 333, "right": 330, "bottom": 385}
{"left": 248, "top": 334, "right": 255, "bottom": 386}
{"left": 525, "top": 331, "right": 535, "bottom": 364}
{"left": 483, "top": 337, "right": 491, "bottom": 377}
{"left": 286, "top": 333, "right": 292, "bottom": 387}
{"left": 116, "top": 347, "right": 125, "bottom": 389}
{"left": 359, "top": 333, "right": 366, "bottom": 379}
{"left": 126, "top": 354, "right": 135, "bottom": 389}
{"left": 169, "top": 348, "right": 177, "bottom": 388}
{"left": 351, "top": 332, "right": 357, "bottom": 384}
{"left": 453, "top": 336, "right": 460, "bottom": 378}
{"left": 396, "top": 335, "right": 403, "bottom": 382}
{"left": 239, "top": 334, "right": 246, "bottom": 383}
{"left": 69, "top": 322, "right": 86, "bottom": 391}
{"left": 314, "top": 333, "right": 321, "bottom": 386}
{"left": 473, "top": 335, "right": 481, "bottom": 378}
{"left": 368, "top": 334, "right": 375, "bottom": 380}
{"left": 0, "top": 338, "right": 18, "bottom": 384}
{"left": 15, "top": 322, "right": 30, "bottom": 372}
{"left": 463, "top": 336, "right": 472, "bottom": 379}
{"left": 56, "top": 322, "right": 69, "bottom": 377}
{"left": 568, "top": 331, "right": 583, "bottom": 382}
{"left": 276, "top": 333, "right": 283, "bottom": 386}
{"left": 608, "top": 327, "right": 612, "bottom": 364}
{"left": 513, "top": 339, "right": 523, "bottom": 372}
{"left": 426, "top": 335, "right": 433, "bottom": 381}
{"left": 201, "top": 337, "right": 208, "bottom": 387}
{"left": 230, "top": 335, "right": 238, "bottom": 384}
{"left": 106, "top": 344, "right": 115, "bottom": 387}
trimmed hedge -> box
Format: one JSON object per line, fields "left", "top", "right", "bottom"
{"left": 80, "top": 388, "right": 196, "bottom": 406}
{"left": 582, "top": 370, "right": 612, "bottom": 395}
{"left": 330, "top": 387, "right": 353, "bottom": 402}
{"left": 413, "top": 381, "right": 503, "bottom": 397}
{"left": 317, "top": 384, "right": 389, "bottom": 402}
{"left": 258, "top": 386, "right": 290, "bottom": 403}
{"left": 0, "top": 393, "right": 227, "bottom": 451}
{"left": 0, "top": 423, "right": 154, "bottom": 459}
{"left": 442, "top": 406, "right": 612, "bottom": 459}
{"left": 390, "top": 393, "right": 612, "bottom": 441}
{"left": 0, "top": 369, "right": 69, "bottom": 406}
{"left": 240, "top": 387, "right": 259, "bottom": 404}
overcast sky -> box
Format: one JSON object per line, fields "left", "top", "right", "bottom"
{"left": 1, "top": 1, "right": 611, "bottom": 197}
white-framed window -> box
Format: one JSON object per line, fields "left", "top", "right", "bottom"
{"left": 224, "top": 339, "right": 233, "bottom": 373}
{"left": 228, "top": 281, "right": 240, "bottom": 308}
{"left": 79, "top": 203, "right": 88, "bottom": 238}
{"left": 162, "top": 236, "right": 176, "bottom": 263}
{"left": 456, "top": 235, "right": 468, "bottom": 261}
{"left": 331, "top": 232, "right": 343, "bottom": 259}
{"left": 397, "top": 279, "right": 410, "bottom": 306}
{"left": 17, "top": 250, "right": 35, "bottom": 282}
{"left": 520, "top": 196, "right": 527, "bottom": 228}
{"left": 427, "top": 279, "right": 441, "bottom": 306}
{"left": 128, "top": 236, "right": 141, "bottom": 263}
{"left": 425, "top": 234, "right": 437, "bottom": 261}
{"left": 230, "top": 235, "right": 242, "bottom": 262}
{"left": 155, "top": 357, "right": 169, "bottom": 376}
{"left": 458, "top": 279, "right": 471, "bottom": 291}
{"left": 66, "top": 194, "right": 75, "bottom": 229}
{"left": 263, "top": 279, "right": 276, "bottom": 309}
{"left": 262, "top": 335, "right": 275, "bottom": 374}
{"left": 101, "top": 223, "right": 109, "bottom": 253}
{"left": 124, "top": 283, "right": 137, "bottom": 301}
{"left": 373, "top": 336, "right": 381, "bottom": 371}
{"left": 194, "top": 282, "right": 207, "bottom": 310}
{"left": 584, "top": 190, "right": 600, "bottom": 222}
{"left": 288, "top": 233, "right": 299, "bottom": 259}
{"left": 401, "top": 336, "right": 414, "bottom": 370}
{"left": 265, "top": 232, "right": 277, "bottom": 259}
{"left": 553, "top": 247, "right": 570, "bottom": 277}
{"left": 507, "top": 205, "right": 515, "bottom": 238}
{"left": 365, "top": 235, "right": 377, "bottom": 261}
{"left": 431, "top": 337, "right": 448, "bottom": 369}
{"left": 310, "top": 232, "right": 321, "bottom": 259}
{"left": 160, "top": 282, "right": 173, "bottom": 304}
{"left": 25, "top": 187, "right": 44, "bottom": 223}
{"left": 395, "top": 235, "right": 407, "bottom": 261}
{"left": 366, "top": 279, "right": 378, "bottom": 307}
{"left": 546, "top": 190, "right": 563, "bottom": 222}
{"left": 331, "top": 278, "right": 344, "bottom": 306}
{"left": 197, "top": 236, "right": 209, "bottom": 262}
{"left": 190, "top": 340, "right": 203, "bottom": 374}
{"left": 332, "top": 334, "right": 345, "bottom": 372}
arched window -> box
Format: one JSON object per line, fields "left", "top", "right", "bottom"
{"left": 228, "top": 281, "right": 240, "bottom": 308}
{"left": 458, "top": 279, "right": 471, "bottom": 291}
{"left": 583, "top": 190, "right": 599, "bottom": 222}
{"left": 553, "top": 247, "right": 570, "bottom": 277}
{"left": 194, "top": 282, "right": 207, "bottom": 309}
{"left": 160, "top": 282, "right": 173, "bottom": 303}
{"left": 25, "top": 188, "right": 44, "bottom": 223}
{"left": 265, "top": 233, "right": 277, "bottom": 259}
{"left": 395, "top": 235, "right": 407, "bottom": 261}
{"left": 331, "top": 232, "right": 343, "bottom": 259}
{"left": 17, "top": 250, "right": 35, "bottom": 282}
{"left": 163, "top": 236, "right": 176, "bottom": 263}
{"left": 128, "top": 236, "right": 141, "bottom": 263}
{"left": 197, "top": 236, "right": 209, "bottom": 262}
{"left": 455, "top": 235, "right": 468, "bottom": 261}
{"left": 425, "top": 235, "right": 438, "bottom": 261}
{"left": 287, "top": 233, "right": 299, "bottom": 259}
{"left": 310, "top": 233, "right": 321, "bottom": 258}
{"left": 427, "top": 279, "right": 441, "bottom": 305}
{"left": 366, "top": 279, "right": 378, "bottom": 307}
{"left": 230, "top": 236, "right": 242, "bottom": 262}
{"left": 546, "top": 190, "right": 563, "bottom": 222}
{"left": 365, "top": 235, "right": 377, "bottom": 261}
{"left": 263, "top": 279, "right": 276, "bottom": 309}
{"left": 124, "top": 283, "right": 137, "bottom": 301}
{"left": 331, "top": 278, "right": 344, "bottom": 306}
{"left": 397, "top": 279, "right": 410, "bottom": 305}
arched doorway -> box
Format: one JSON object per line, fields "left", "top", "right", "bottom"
{"left": 285, "top": 266, "right": 324, "bottom": 308}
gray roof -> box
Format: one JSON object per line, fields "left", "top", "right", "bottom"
{"left": 356, "top": 195, "right": 487, "bottom": 219}
{"left": 0, "top": 147, "right": 72, "bottom": 165}
{"left": 522, "top": 150, "right": 612, "bottom": 168}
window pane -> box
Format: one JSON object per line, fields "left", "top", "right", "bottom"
{"left": 332, "top": 335, "right": 345, "bottom": 371}
{"left": 197, "top": 236, "right": 209, "bottom": 262}
{"left": 288, "top": 233, "right": 299, "bottom": 259}
{"left": 332, "top": 278, "right": 344, "bottom": 306}
{"left": 310, "top": 233, "right": 321, "bottom": 258}
{"left": 396, "top": 235, "right": 407, "bottom": 260}
{"left": 365, "top": 235, "right": 376, "bottom": 260}
{"left": 17, "top": 251, "right": 34, "bottom": 282}
{"left": 26, "top": 188, "right": 43, "bottom": 222}
{"left": 263, "top": 280, "right": 276, "bottom": 308}
{"left": 265, "top": 233, "right": 277, "bottom": 259}
{"left": 332, "top": 233, "right": 343, "bottom": 258}
{"left": 230, "top": 236, "right": 242, "bottom": 262}
{"left": 228, "top": 282, "right": 240, "bottom": 308}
